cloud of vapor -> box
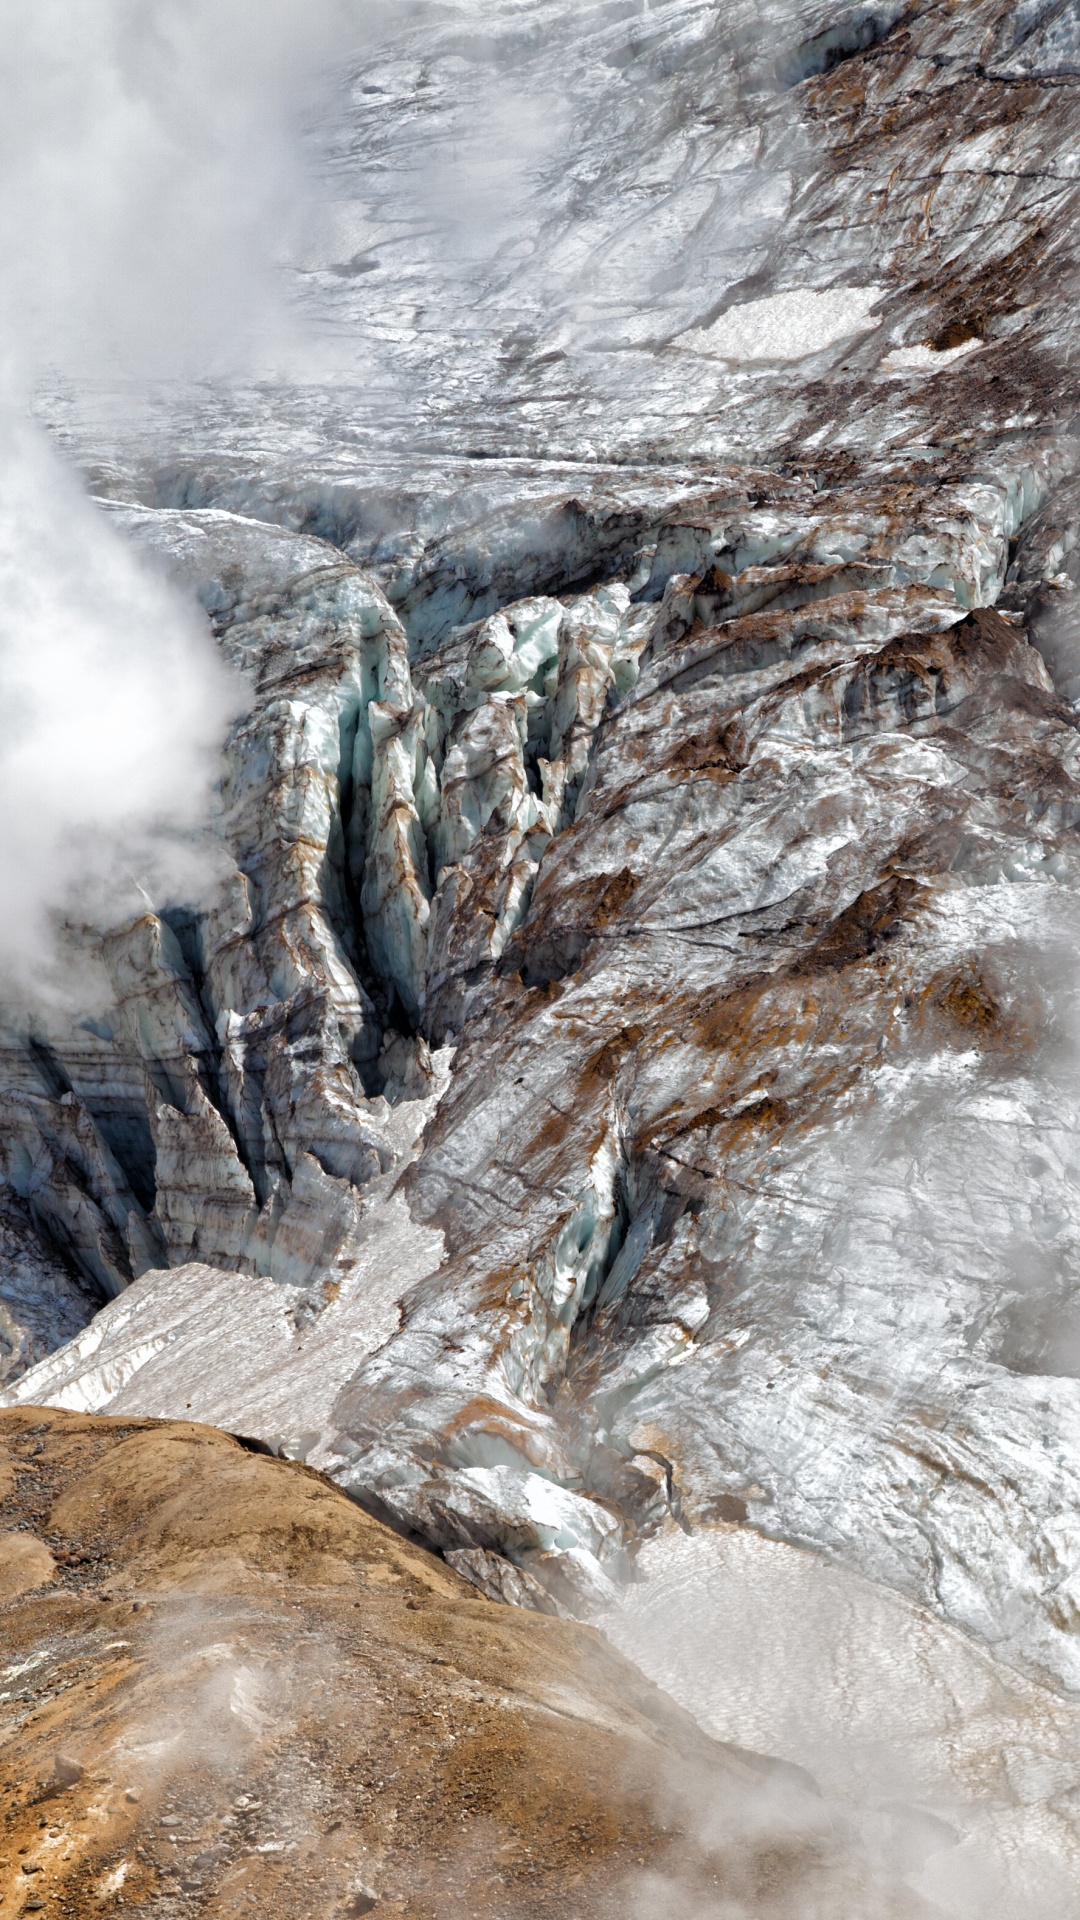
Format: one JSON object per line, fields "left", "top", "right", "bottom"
{"left": 0, "top": 0, "right": 367, "bottom": 383}
{"left": 0, "top": 418, "right": 239, "bottom": 977}
{"left": 604, "top": 1523, "right": 1080, "bottom": 1919}
{"left": 0, "top": 1, "right": 376, "bottom": 986}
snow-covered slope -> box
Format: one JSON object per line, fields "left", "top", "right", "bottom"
{"left": 7, "top": 0, "right": 1080, "bottom": 1905}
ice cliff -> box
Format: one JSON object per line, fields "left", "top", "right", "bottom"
{"left": 6, "top": 0, "right": 1080, "bottom": 1903}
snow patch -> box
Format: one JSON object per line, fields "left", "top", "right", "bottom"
{"left": 676, "top": 286, "right": 884, "bottom": 363}
{"left": 881, "top": 338, "right": 985, "bottom": 373}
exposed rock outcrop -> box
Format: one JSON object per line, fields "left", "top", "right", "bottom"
{"left": 0, "top": 1408, "right": 926, "bottom": 1920}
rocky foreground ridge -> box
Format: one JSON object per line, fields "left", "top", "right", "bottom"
{"left": 4, "top": 1406, "right": 911, "bottom": 1920}
{"left": 5, "top": 0, "right": 1080, "bottom": 1905}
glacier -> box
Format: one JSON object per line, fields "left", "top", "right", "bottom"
{"left": 6, "top": 0, "right": 1080, "bottom": 1907}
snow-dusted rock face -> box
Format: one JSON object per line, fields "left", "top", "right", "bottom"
{"left": 8, "top": 3, "right": 1080, "bottom": 1882}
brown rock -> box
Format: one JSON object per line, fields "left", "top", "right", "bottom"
{"left": 0, "top": 1534, "right": 56, "bottom": 1604}
{"left": 0, "top": 1407, "right": 926, "bottom": 1920}
{"left": 49, "top": 1756, "right": 83, "bottom": 1789}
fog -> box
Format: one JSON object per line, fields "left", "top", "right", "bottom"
{"left": 0, "top": 417, "right": 238, "bottom": 976}
{"left": 0, "top": 0, "right": 375, "bottom": 983}
{"left": 0, "top": 0, "right": 366, "bottom": 383}
{"left": 603, "top": 1524, "right": 1080, "bottom": 1919}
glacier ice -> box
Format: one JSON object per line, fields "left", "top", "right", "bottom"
{"left": 6, "top": 0, "right": 1080, "bottom": 1904}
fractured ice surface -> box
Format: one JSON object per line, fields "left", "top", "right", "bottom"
{"left": 7, "top": 15, "right": 1080, "bottom": 1894}
{"left": 0, "top": 1193, "right": 98, "bottom": 1386}
{"left": 3, "top": 1054, "right": 450, "bottom": 1442}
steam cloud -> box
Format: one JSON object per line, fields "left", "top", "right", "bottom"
{"left": 0, "top": 0, "right": 361, "bottom": 381}
{"left": 0, "top": 419, "right": 238, "bottom": 975}
{"left": 0, "top": 0, "right": 367, "bottom": 984}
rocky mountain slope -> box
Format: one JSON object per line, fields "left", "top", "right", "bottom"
{"left": 5, "top": 1406, "right": 907, "bottom": 1920}
{"left": 5, "top": 0, "right": 1080, "bottom": 1908}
